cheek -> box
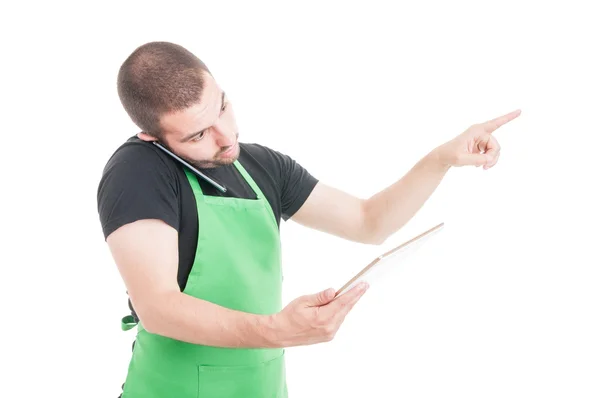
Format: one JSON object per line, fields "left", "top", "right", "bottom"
{"left": 194, "top": 144, "right": 218, "bottom": 158}
{"left": 224, "top": 109, "right": 238, "bottom": 130}
{"left": 177, "top": 144, "right": 214, "bottom": 161}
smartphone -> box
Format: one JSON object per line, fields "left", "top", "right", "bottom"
{"left": 151, "top": 141, "right": 227, "bottom": 193}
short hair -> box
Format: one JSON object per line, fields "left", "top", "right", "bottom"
{"left": 117, "top": 41, "right": 211, "bottom": 138}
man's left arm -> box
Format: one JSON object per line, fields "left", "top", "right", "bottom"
{"left": 291, "top": 109, "right": 521, "bottom": 244}
{"left": 291, "top": 150, "right": 449, "bottom": 245}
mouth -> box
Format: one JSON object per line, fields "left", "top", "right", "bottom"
{"left": 219, "top": 141, "right": 238, "bottom": 158}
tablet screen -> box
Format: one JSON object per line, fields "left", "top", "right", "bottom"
{"left": 335, "top": 222, "right": 444, "bottom": 296}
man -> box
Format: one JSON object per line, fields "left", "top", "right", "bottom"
{"left": 97, "top": 41, "right": 520, "bottom": 398}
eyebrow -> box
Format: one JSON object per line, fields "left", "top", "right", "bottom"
{"left": 180, "top": 90, "right": 226, "bottom": 143}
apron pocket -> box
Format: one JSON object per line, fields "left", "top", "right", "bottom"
{"left": 197, "top": 352, "right": 286, "bottom": 398}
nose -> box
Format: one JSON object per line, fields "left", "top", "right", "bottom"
{"left": 212, "top": 119, "right": 236, "bottom": 147}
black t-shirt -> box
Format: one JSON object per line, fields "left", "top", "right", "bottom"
{"left": 97, "top": 135, "right": 318, "bottom": 319}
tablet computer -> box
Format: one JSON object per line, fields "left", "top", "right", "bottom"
{"left": 335, "top": 222, "right": 445, "bottom": 297}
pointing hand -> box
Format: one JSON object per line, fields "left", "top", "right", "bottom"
{"left": 435, "top": 109, "right": 521, "bottom": 170}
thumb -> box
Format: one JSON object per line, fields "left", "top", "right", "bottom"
{"left": 460, "top": 153, "right": 493, "bottom": 167}
{"left": 306, "top": 288, "right": 336, "bottom": 306}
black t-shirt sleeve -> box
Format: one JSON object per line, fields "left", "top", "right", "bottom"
{"left": 97, "top": 143, "right": 180, "bottom": 240}
{"left": 278, "top": 151, "right": 318, "bottom": 220}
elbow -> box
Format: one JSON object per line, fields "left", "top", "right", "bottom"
{"left": 358, "top": 201, "right": 387, "bottom": 245}
{"left": 139, "top": 314, "right": 160, "bottom": 335}
{"left": 134, "top": 306, "right": 160, "bottom": 335}
{"left": 371, "top": 235, "right": 387, "bottom": 245}
{"left": 130, "top": 293, "right": 173, "bottom": 335}
{"left": 356, "top": 224, "right": 387, "bottom": 245}
{"left": 360, "top": 232, "right": 387, "bottom": 246}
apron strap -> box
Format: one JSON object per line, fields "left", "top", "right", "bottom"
{"left": 233, "top": 160, "right": 264, "bottom": 200}
{"left": 121, "top": 315, "right": 137, "bottom": 331}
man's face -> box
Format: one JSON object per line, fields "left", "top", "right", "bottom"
{"left": 152, "top": 71, "right": 240, "bottom": 169}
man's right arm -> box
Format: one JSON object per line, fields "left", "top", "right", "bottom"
{"left": 107, "top": 218, "right": 369, "bottom": 348}
{"left": 107, "top": 218, "right": 280, "bottom": 348}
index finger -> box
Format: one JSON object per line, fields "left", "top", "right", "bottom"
{"left": 483, "top": 109, "right": 521, "bottom": 133}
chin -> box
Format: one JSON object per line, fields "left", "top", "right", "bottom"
{"left": 211, "top": 154, "right": 239, "bottom": 167}
{"left": 217, "top": 158, "right": 237, "bottom": 166}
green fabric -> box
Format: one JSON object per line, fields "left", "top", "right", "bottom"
{"left": 120, "top": 315, "right": 137, "bottom": 331}
{"left": 120, "top": 160, "right": 287, "bottom": 397}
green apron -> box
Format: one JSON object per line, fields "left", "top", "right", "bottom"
{"left": 119, "top": 160, "right": 287, "bottom": 398}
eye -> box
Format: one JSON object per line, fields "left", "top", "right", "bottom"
{"left": 192, "top": 130, "right": 206, "bottom": 142}
{"left": 221, "top": 101, "right": 228, "bottom": 113}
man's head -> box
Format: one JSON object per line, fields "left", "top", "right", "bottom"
{"left": 117, "top": 41, "right": 239, "bottom": 168}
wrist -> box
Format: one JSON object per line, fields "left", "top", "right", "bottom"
{"left": 427, "top": 147, "right": 452, "bottom": 172}
{"left": 257, "top": 313, "right": 285, "bottom": 348}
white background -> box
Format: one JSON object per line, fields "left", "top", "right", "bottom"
{"left": 2, "top": 1, "right": 599, "bottom": 397}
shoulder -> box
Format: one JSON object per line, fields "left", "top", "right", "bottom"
{"left": 97, "top": 136, "right": 187, "bottom": 239}
{"left": 102, "top": 136, "right": 179, "bottom": 178}
{"left": 100, "top": 136, "right": 184, "bottom": 194}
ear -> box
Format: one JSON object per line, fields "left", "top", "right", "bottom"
{"left": 137, "top": 132, "right": 158, "bottom": 142}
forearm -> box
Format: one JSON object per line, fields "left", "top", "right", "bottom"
{"left": 363, "top": 148, "right": 450, "bottom": 243}
{"left": 141, "top": 290, "right": 280, "bottom": 348}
